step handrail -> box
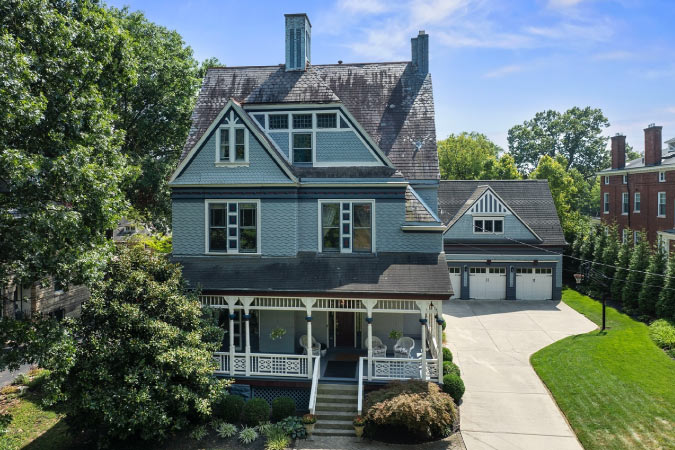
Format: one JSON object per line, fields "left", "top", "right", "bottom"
{"left": 308, "top": 355, "right": 321, "bottom": 414}
{"left": 357, "top": 356, "right": 365, "bottom": 415}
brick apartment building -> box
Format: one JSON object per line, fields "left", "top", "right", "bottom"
{"left": 598, "top": 124, "right": 675, "bottom": 250}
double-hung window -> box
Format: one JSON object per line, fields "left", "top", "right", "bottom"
{"left": 623, "top": 175, "right": 628, "bottom": 184}
{"left": 473, "top": 218, "right": 504, "bottom": 234}
{"left": 292, "top": 113, "right": 313, "bottom": 163}
{"left": 634, "top": 192, "right": 641, "bottom": 212}
{"left": 604, "top": 176, "right": 609, "bottom": 185}
{"left": 216, "top": 111, "right": 248, "bottom": 164}
{"left": 622, "top": 228, "right": 629, "bottom": 243}
{"left": 603, "top": 193, "right": 610, "bottom": 213}
{"left": 320, "top": 200, "right": 374, "bottom": 253}
{"left": 660, "top": 171, "right": 666, "bottom": 182}
{"left": 206, "top": 200, "right": 259, "bottom": 254}
{"left": 622, "top": 192, "right": 629, "bottom": 214}
{"left": 658, "top": 192, "right": 666, "bottom": 217}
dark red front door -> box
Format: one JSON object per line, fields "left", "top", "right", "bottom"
{"left": 335, "top": 312, "right": 354, "bottom": 347}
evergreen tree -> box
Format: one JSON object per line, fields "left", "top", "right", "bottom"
{"left": 593, "top": 226, "right": 620, "bottom": 298}
{"left": 611, "top": 235, "right": 632, "bottom": 301}
{"left": 656, "top": 254, "right": 675, "bottom": 321}
{"left": 588, "top": 229, "right": 608, "bottom": 297}
{"left": 577, "top": 225, "right": 598, "bottom": 293}
{"left": 637, "top": 245, "right": 667, "bottom": 318}
{"left": 622, "top": 233, "right": 650, "bottom": 313}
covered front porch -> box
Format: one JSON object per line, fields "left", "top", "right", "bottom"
{"left": 203, "top": 295, "right": 444, "bottom": 384}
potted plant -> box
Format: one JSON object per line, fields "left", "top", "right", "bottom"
{"left": 353, "top": 415, "right": 366, "bottom": 438}
{"left": 302, "top": 413, "right": 316, "bottom": 437}
{"left": 389, "top": 329, "right": 403, "bottom": 341}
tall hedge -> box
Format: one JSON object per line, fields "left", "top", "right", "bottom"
{"left": 638, "top": 246, "right": 667, "bottom": 317}
{"left": 657, "top": 255, "right": 675, "bottom": 321}
{"left": 611, "top": 237, "right": 632, "bottom": 301}
{"left": 622, "top": 233, "right": 650, "bottom": 312}
{"left": 588, "top": 229, "right": 609, "bottom": 297}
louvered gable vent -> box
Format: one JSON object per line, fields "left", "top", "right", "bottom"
{"left": 469, "top": 190, "right": 509, "bottom": 214}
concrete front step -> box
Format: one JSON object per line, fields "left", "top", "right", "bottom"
{"left": 315, "top": 402, "right": 357, "bottom": 413}
{"left": 314, "top": 419, "right": 354, "bottom": 430}
{"left": 316, "top": 410, "right": 356, "bottom": 420}
{"left": 315, "top": 393, "right": 357, "bottom": 404}
{"left": 312, "top": 428, "right": 355, "bottom": 437}
{"left": 317, "top": 387, "right": 358, "bottom": 396}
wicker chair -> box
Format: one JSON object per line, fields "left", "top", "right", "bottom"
{"left": 363, "top": 336, "right": 387, "bottom": 357}
{"left": 394, "top": 337, "right": 415, "bottom": 358}
{"left": 299, "top": 335, "right": 326, "bottom": 357}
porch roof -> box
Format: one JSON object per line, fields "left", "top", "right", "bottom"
{"left": 173, "top": 252, "right": 451, "bottom": 299}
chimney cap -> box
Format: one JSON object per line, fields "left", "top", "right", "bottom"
{"left": 338, "top": 60, "right": 343, "bottom": 64}
{"left": 419, "top": 30, "right": 426, "bottom": 35}
{"left": 284, "top": 13, "right": 311, "bottom": 26}
{"left": 613, "top": 133, "right": 625, "bottom": 137}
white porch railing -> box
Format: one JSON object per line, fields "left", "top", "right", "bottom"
{"left": 213, "top": 352, "right": 309, "bottom": 377}
{"left": 308, "top": 356, "right": 321, "bottom": 414}
{"left": 370, "top": 357, "right": 439, "bottom": 381}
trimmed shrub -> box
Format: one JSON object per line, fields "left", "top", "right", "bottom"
{"left": 649, "top": 319, "right": 675, "bottom": 351}
{"left": 214, "top": 394, "right": 245, "bottom": 423}
{"left": 442, "top": 374, "right": 465, "bottom": 403}
{"left": 278, "top": 416, "right": 306, "bottom": 439}
{"left": 657, "top": 255, "right": 675, "bottom": 321}
{"left": 442, "top": 347, "right": 453, "bottom": 362}
{"left": 443, "top": 361, "right": 460, "bottom": 376}
{"left": 364, "top": 380, "right": 457, "bottom": 442}
{"left": 27, "top": 369, "right": 50, "bottom": 392}
{"left": 638, "top": 247, "right": 667, "bottom": 317}
{"left": 271, "top": 396, "right": 296, "bottom": 422}
{"left": 242, "top": 398, "right": 270, "bottom": 426}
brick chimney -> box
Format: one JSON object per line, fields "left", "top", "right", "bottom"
{"left": 411, "top": 31, "right": 429, "bottom": 75}
{"left": 644, "top": 123, "right": 663, "bottom": 166}
{"left": 285, "top": 14, "right": 311, "bottom": 71}
{"left": 611, "top": 134, "right": 626, "bottom": 169}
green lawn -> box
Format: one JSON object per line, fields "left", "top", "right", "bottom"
{"left": 531, "top": 289, "right": 675, "bottom": 450}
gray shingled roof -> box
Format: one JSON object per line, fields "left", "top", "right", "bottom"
{"left": 405, "top": 186, "right": 437, "bottom": 222}
{"left": 174, "top": 252, "right": 452, "bottom": 298}
{"left": 181, "top": 63, "right": 439, "bottom": 180}
{"left": 438, "top": 180, "right": 566, "bottom": 246}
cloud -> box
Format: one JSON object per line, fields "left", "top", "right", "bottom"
{"left": 482, "top": 64, "right": 527, "bottom": 79}
{"left": 548, "top": 0, "right": 587, "bottom": 7}
{"left": 592, "top": 50, "right": 635, "bottom": 61}
{"left": 337, "top": 0, "right": 390, "bottom": 14}
{"left": 643, "top": 65, "right": 675, "bottom": 79}
{"left": 524, "top": 20, "right": 613, "bottom": 43}
{"left": 667, "top": 107, "right": 675, "bottom": 114}
{"left": 409, "top": 0, "right": 468, "bottom": 25}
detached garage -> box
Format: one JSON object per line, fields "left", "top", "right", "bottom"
{"left": 439, "top": 180, "right": 566, "bottom": 301}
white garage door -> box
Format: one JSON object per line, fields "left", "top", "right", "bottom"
{"left": 449, "top": 267, "right": 461, "bottom": 299}
{"left": 469, "top": 267, "right": 506, "bottom": 300}
{"left": 515, "top": 268, "right": 552, "bottom": 300}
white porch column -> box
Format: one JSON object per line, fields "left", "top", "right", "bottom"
{"left": 301, "top": 298, "right": 316, "bottom": 380}
{"left": 242, "top": 297, "right": 254, "bottom": 376}
{"left": 227, "top": 297, "right": 236, "bottom": 376}
{"left": 363, "top": 299, "right": 377, "bottom": 382}
{"left": 433, "top": 300, "right": 444, "bottom": 384}
{"left": 416, "top": 301, "right": 429, "bottom": 380}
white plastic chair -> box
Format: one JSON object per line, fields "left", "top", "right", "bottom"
{"left": 299, "top": 335, "right": 321, "bottom": 356}
{"left": 394, "top": 337, "right": 415, "bottom": 358}
{"left": 363, "top": 336, "right": 387, "bottom": 357}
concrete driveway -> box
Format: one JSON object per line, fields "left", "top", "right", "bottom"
{"left": 443, "top": 300, "right": 596, "bottom": 450}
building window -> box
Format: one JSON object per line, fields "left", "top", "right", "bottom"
{"left": 658, "top": 192, "right": 666, "bottom": 217}
{"left": 534, "top": 268, "right": 552, "bottom": 274}
{"left": 253, "top": 114, "right": 266, "bottom": 128}
{"left": 634, "top": 231, "right": 640, "bottom": 244}
{"left": 473, "top": 218, "right": 504, "bottom": 234}
{"left": 604, "top": 176, "right": 609, "bottom": 185}
{"left": 634, "top": 192, "right": 641, "bottom": 212}
{"left": 206, "top": 200, "right": 259, "bottom": 254}
{"left": 292, "top": 113, "right": 313, "bottom": 129}
{"left": 215, "top": 111, "right": 248, "bottom": 164}
{"left": 622, "top": 192, "right": 629, "bottom": 214}
{"left": 316, "top": 113, "right": 337, "bottom": 129}
{"left": 660, "top": 171, "right": 666, "bottom": 182}
{"left": 622, "top": 228, "right": 629, "bottom": 243}
{"left": 269, "top": 114, "right": 288, "bottom": 130}
{"left": 320, "top": 200, "right": 374, "bottom": 253}
{"left": 292, "top": 133, "right": 312, "bottom": 163}
{"left": 603, "top": 193, "right": 609, "bottom": 213}
{"left": 448, "top": 267, "right": 461, "bottom": 274}
{"left": 623, "top": 175, "right": 627, "bottom": 184}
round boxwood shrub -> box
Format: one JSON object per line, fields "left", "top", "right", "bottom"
{"left": 443, "top": 361, "right": 460, "bottom": 376}
{"left": 214, "top": 394, "right": 245, "bottom": 423}
{"left": 442, "top": 374, "right": 465, "bottom": 404}
{"left": 364, "top": 380, "right": 457, "bottom": 442}
{"left": 242, "top": 398, "right": 270, "bottom": 426}
{"left": 442, "top": 347, "right": 453, "bottom": 362}
{"left": 271, "top": 396, "right": 296, "bottom": 422}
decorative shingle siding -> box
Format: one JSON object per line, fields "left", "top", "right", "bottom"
{"left": 172, "top": 118, "right": 293, "bottom": 185}
{"left": 410, "top": 184, "right": 438, "bottom": 214}
{"left": 315, "top": 131, "right": 378, "bottom": 163}
{"left": 297, "top": 199, "right": 318, "bottom": 252}
{"left": 172, "top": 199, "right": 205, "bottom": 255}
{"left": 269, "top": 132, "right": 290, "bottom": 159}
{"left": 445, "top": 214, "right": 537, "bottom": 242}
{"left": 376, "top": 199, "right": 442, "bottom": 253}
{"left": 261, "top": 199, "right": 297, "bottom": 256}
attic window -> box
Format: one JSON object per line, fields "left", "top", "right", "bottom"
{"left": 317, "top": 113, "right": 337, "bottom": 128}
{"left": 269, "top": 114, "right": 288, "bottom": 130}
{"left": 293, "top": 114, "right": 312, "bottom": 129}
{"left": 215, "top": 111, "right": 248, "bottom": 165}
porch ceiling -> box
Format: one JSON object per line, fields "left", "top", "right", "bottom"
{"left": 174, "top": 252, "right": 452, "bottom": 299}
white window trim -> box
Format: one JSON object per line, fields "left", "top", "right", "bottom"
{"left": 634, "top": 192, "right": 641, "bottom": 213}
{"left": 658, "top": 192, "right": 667, "bottom": 218}
{"left": 472, "top": 217, "right": 505, "bottom": 235}
{"left": 622, "top": 229, "right": 628, "bottom": 243}
{"left": 621, "top": 192, "right": 629, "bottom": 215}
{"left": 604, "top": 176, "right": 609, "bottom": 185}
{"left": 603, "top": 193, "right": 610, "bottom": 214}
{"left": 214, "top": 111, "right": 249, "bottom": 166}
{"left": 623, "top": 175, "right": 627, "bottom": 184}
{"left": 659, "top": 171, "right": 666, "bottom": 182}
{"left": 204, "top": 199, "right": 261, "bottom": 255}
{"left": 317, "top": 199, "right": 376, "bottom": 254}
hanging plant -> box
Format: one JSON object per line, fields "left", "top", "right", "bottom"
{"left": 389, "top": 330, "right": 403, "bottom": 340}
{"left": 269, "top": 327, "right": 287, "bottom": 340}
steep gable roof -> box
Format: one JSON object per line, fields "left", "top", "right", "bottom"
{"left": 181, "top": 63, "right": 439, "bottom": 180}
{"left": 438, "top": 180, "right": 566, "bottom": 246}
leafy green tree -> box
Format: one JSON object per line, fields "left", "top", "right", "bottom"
{"left": 0, "top": 0, "right": 135, "bottom": 287}
{"left": 438, "top": 132, "right": 502, "bottom": 180}
{"left": 625, "top": 142, "right": 641, "bottom": 163}
{"left": 637, "top": 245, "right": 667, "bottom": 318}
{"left": 507, "top": 106, "right": 610, "bottom": 179}
{"left": 482, "top": 153, "right": 522, "bottom": 180}
{"left": 656, "top": 255, "right": 675, "bottom": 321}
{"left": 611, "top": 235, "right": 632, "bottom": 301}
{"left": 622, "top": 233, "right": 650, "bottom": 312}
{"left": 111, "top": 8, "right": 203, "bottom": 231}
